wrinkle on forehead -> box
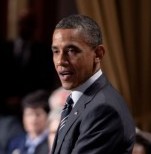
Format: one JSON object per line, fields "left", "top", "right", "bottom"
{"left": 52, "top": 29, "right": 87, "bottom": 49}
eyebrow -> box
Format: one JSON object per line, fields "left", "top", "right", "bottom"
{"left": 51, "top": 44, "right": 78, "bottom": 50}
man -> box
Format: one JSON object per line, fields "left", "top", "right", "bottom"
{"left": 51, "top": 14, "right": 135, "bottom": 154}
{"left": 7, "top": 90, "right": 50, "bottom": 154}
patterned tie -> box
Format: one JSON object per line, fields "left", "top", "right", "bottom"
{"left": 59, "top": 96, "right": 74, "bottom": 131}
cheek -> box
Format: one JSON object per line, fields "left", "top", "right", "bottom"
{"left": 53, "top": 56, "right": 57, "bottom": 66}
{"left": 23, "top": 117, "right": 31, "bottom": 125}
{"left": 38, "top": 116, "right": 48, "bottom": 124}
{"left": 75, "top": 57, "right": 94, "bottom": 74}
{"left": 23, "top": 119, "right": 33, "bottom": 130}
{"left": 53, "top": 60, "right": 57, "bottom": 69}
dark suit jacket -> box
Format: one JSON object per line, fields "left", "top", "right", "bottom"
{"left": 7, "top": 133, "right": 49, "bottom": 154}
{"left": 0, "top": 116, "right": 23, "bottom": 153}
{"left": 52, "top": 74, "right": 135, "bottom": 154}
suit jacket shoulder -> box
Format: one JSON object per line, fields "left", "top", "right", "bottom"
{"left": 52, "top": 74, "right": 135, "bottom": 154}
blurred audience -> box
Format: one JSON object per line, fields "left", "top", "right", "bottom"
{"left": 132, "top": 128, "right": 151, "bottom": 154}
{"left": 136, "top": 128, "right": 151, "bottom": 143}
{"left": 48, "top": 110, "right": 61, "bottom": 150}
{"left": 47, "top": 87, "right": 70, "bottom": 151}
{"left": 7, "top": 90, "right": 50, "bottom": 154}
{"left": 0, "top": 147, "right": 5, "bottom": 154}
{"left": 48, "top": 87, "right": 70, "bottom": 111}
{"left": 0, "top": 115, "right": 24, "bottom": 153}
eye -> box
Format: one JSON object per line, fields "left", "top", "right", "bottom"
{"left": 66, "top": 46, "right": 81, "bottom": 56}
{"left": 52, "top": 50, "right": 58, "bottom": 54}
{"left": 68, "top": 47, "right": 75, "bottom": 53}
{"left": 51, "top": 47, "right": 59, "bottom": 54}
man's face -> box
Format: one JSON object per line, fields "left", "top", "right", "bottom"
{"left": 23, "top": 107, "right": 48, "bottom": 136}
{"left": 52, "top": 29, "right": 100, "bottom": 90}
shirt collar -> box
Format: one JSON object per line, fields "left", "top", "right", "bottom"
{"left": 25, "top": 129, "right": 49, "bottom": 147}
{"left": 71, "top": 69, "right": 102, "bottom": 106}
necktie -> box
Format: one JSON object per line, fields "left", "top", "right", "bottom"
{"left": 59, "top": 96, "right": 74, "bottom": 131}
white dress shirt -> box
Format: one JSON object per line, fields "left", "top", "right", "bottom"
{"left": 71, "top": 69, "right": 102, "bottom": 107}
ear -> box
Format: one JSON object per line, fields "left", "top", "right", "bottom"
{"left": 94, "top": 45, "right": 105, "bottom": 63}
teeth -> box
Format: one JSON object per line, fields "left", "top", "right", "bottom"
{"left": 63, "top": 73, "right": 70, "bottom": 76}
{"left": 60, "top": 72, "right": 70, "bottom": 75}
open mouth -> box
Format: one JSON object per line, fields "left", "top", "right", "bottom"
{"left": 59, "top": 71, "right": 74, "bottom": 80}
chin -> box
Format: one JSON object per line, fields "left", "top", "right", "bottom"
{"left": 61, "top": 82, "right": 74, "bottom": 90}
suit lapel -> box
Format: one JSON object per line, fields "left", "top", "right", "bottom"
{"left": 53, "top": 74, "right": 108, "bottom": 154}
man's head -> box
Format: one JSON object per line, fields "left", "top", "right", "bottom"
{"left": 52, "top": 14, "right": 105, "bottom": 90}
{"left": 22, "top": 90, "right": 50, "bottom": 137}
{"left": 55, "top": 14, "right": 103, "bottom": 47}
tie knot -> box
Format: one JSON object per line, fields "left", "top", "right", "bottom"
{"left": 66, "top": 96, "right": 74, "bottom": 105}
{"left": 63, "top": 96, "right": 74, "bottom": 110}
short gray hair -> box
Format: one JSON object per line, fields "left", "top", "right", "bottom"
{"left": 55, "top": 14, "right": 103, "bottom": 47}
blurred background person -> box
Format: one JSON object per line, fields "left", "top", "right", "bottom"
{"left": 0, "top": 145, "right": 5, "bottom": 154}
{"left": 48, "top": 87, "right": 70, "bottom": 111}
{"left": 135, "top": 128, "right": 151, "bottom": 144}
{"left": 132, "top": 128, "right": 151, "bottom": 154}
{"left": 0, "top": 114, "right": 23, "bottom": 154}
{"left": 47, "top": 87, "right": 70, "bottom": 152}
{"left": 48, "top": 110, "right": 61, "bottom": 150}
{"left": 7, "top": 90, "right": 50, "bottom": 154}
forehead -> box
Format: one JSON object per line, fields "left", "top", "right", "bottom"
{"left": 52, "top": 29, "right": 84, "bottom": 42}
{"left": 24, "top": 107, "right": 44, "bottom": 112}
{"left": 52, "top": 29, "right": 88, "bottom": 48}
